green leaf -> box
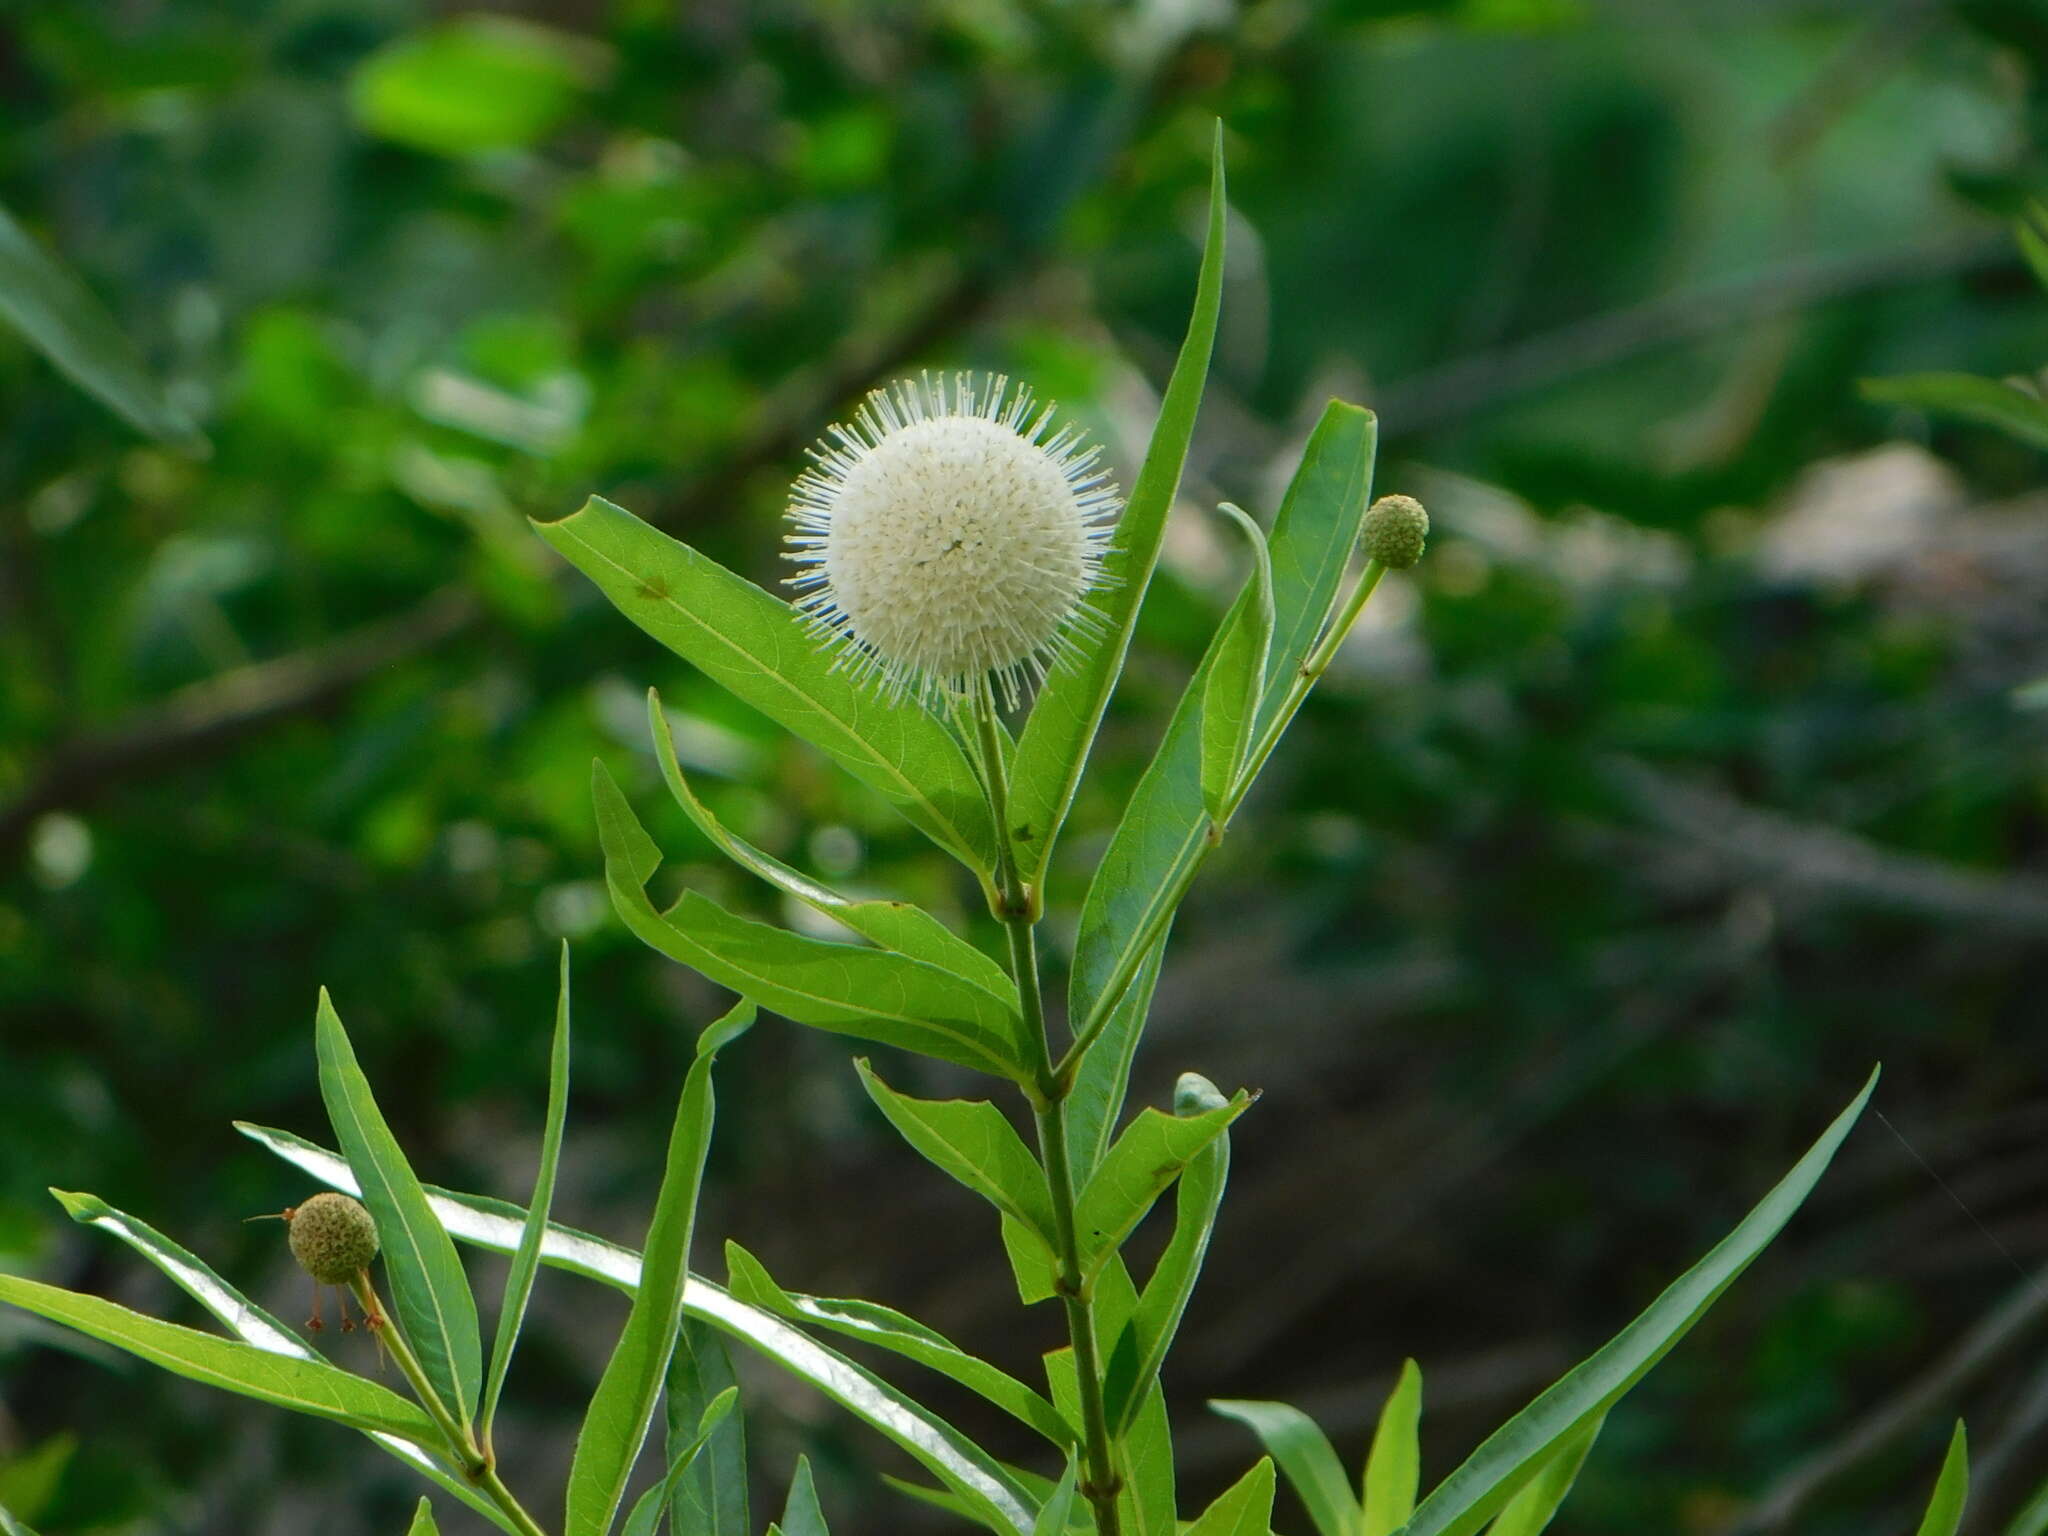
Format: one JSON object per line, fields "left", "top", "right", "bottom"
{"left": 481, "top": 942, "right": 573, "bottom": 1449}
{"left": 1044, "top": 1296, "right": 1174, "bottom": 1536}
{"left": 781, "top": 1454, "right": 831, "bottom": 1536}
{"left": 235, "top": 1120, "right": 1038, "bottom": 1536}
{"left": 1860, "top": 373, "right": 2048, "bottom": 452}
{"left": 0, "top": 202, "right": 202, "bottom": 445}
{"left": 538, "top": 495, "right": 996, "bottom": 872}
{"left": 0, "top": 1435, "right": 70, "bottom": 1525}
{"left": 999, "top": 1214, "right": 1060, "bottom": 1306}
{"left": 0, "top": 1274, "right": 443, "bottom": 1442}
{"left": 2018, "top": 204, "right": 2048, "bottom": 292}
{"left": 407, "top": 1497, "right": 440, "bottom": 1536}
{"left": 1403, "top": 1068, "right": 1880, "bottom": 1536}
{"left": 315, "top": 988, "right": 484, "bottom": 1429}
{"left": 1008, "top": 122, "right": 1226, "bottom": 885}
{"left": 855, "top": 1061, "right": 1060, "bottom": 1258}
{"left": 1063, "top": 934, "right": 1169, "bottom": 1184}
{"left": 352, "top": 16, "right": 593, "bottom": 156}
{"left": 1199, "top": 503, "right": 1274, "bottom": 821}
{"left": 1247, "top": 403, "right": 1378, "bottom": 747}
{"left": 50, "top": 1189, "right": 514, "bottom": 1531}
{"left": 0, "top": 1501, "right": 41, "bottom": 1536}
{"left": 1121, "top": 1378, "right": 1178, "bottom": 1536}
{"left": 1186, "top": 1459, "right": 1278, "bottom": 1536}
{"left": 2007, "top": 1470, "right": 2048, "bottom": 1536}
{"left": 724, "top": 1240, "right": 1071, "bottom": 1445}
{"left": 622, "top": 1385, "right": 741, "bottom": 1536}
{"left": 1913, "top": 1422, "right": 1968, "bottom": 1536}
{"left": 1482, "top": 1413, "right": 1601, "bottom": 1536}
{"left": 1361, "top": 1360, "right": 1423, "bottom": 1536}
{"left": 1074, "top": 1094, "right": 1249, "bottom": 1277}
{"left": 595, "top": 762, "right": 1030, "bottom": 1081}
{"left": 1102, "top": 1074, "right": 1234, "bottom": 1433}
{"left": 1211, "top": 1400, "right": 1356, "bottom": 1536}
{"left": 1067, "top": 399, "right": 1379, "bottom": 1051}
{"left": 1032, "top": 1459, "right": 1078, "bottom": 1536}
{"left": 647, "top": 688, "right": 1015, "bottom": 1003}
{"left": 565, "top": 1000, "right": 751, "bottom": 1536}
{"left": 662, "top": 1320, "right": 749, "bottom": 1536}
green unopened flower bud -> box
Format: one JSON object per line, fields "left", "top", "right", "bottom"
{"left": 1174, "top": 1071, "right": 1229, "bottom": 1116}
{"left": 286, "top": 1192, "right": 379, "bottom": 1285}
{"left": 1362, "top": 494, "right": 1428, "bottom": 569}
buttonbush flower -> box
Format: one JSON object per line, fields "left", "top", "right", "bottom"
{"left": 785, "top": 372, "right": 1121, "bottom": 706}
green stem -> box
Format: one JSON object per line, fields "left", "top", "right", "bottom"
{"left": 971, "top": 683, "right": 1123, "bottom": 1536}
{"left": 351, "top": 1274, "right": 550, "bottom": 1536}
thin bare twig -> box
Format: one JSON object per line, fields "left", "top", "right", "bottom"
{"left": 1375, "top": 232, "right": 2008, "bottom": 438}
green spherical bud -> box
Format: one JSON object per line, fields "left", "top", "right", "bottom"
{"left": 1362, "top": 494, "right": 1429, "bottom": 569}
{"left": 1174, "top": 1071, "right": 1228, "bottom": 1116}
{"left": 287, "top": 1192, "right": 379, "bottom": 1285}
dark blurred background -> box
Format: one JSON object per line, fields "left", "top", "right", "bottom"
{"left": 3, "top": 2, "right": 2047, "bottom": 1533}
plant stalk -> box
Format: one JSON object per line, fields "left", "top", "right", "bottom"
{"left": 350, "top": 1273, "right": 550, "bottom": 1536}
{"left": 972, "top": 683, "right": 1124, "bottom": 1536}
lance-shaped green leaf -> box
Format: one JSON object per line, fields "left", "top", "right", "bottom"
{"left": 781, "top": 1454, "right": 831, "bottom": 1536}
{"left": 1186, "top": 1459, "right": 1278, "bottom": 1536}
{"left": 1362, "top": 1360, "right": 1423, "bottom": 1536}
{"left": 1483, "top": 1413, "right": 1601, "bottom": 1536}
{"left": 565, "top": 1000, "right": 752, "bottom": 1536}
{"left": 1860, "top": 373, "right": 2048, "bottom": 452}
{"left": 664, "top": 1319, "right": 748, "bottom": 1536}
{"left": 235, "top": 1119, "right": 1038, "bottom": 1536}
{"left": 1211, "top": 1400, "right": 1355, "bottom": 1536}
{"left": 1200, "top": 503, "right": 1274, "bottom": 821}
{"left": 1008, "top": 122, "right": 1225, "bottom": 885}
{"left": 0, "top": 202, "right": 203, "bottom": 446}
{"left": 2018, "top": 203, "right": 2048, "bottom": 291}
{"left": 1102, "top": 1073, "right": 1234, "bottom": 1432}
{"left": 1122, "top": 1379, "right": 1178, "bottom": 1536}
{"left": 316, "top": 989, "right": 484, "bottom": 1429}
{"left": 0, "top": 1504, "right": 39, "bottom": 1536}
{"left": 1246, "top": 403, "right": 1377, "bottom": 746}
{"left": 1070, "top": 400, "right": 1378, "bottom": 1046}
{"left": 480, "top": 942, "right": 573, "bottom": 1451}
{"left": 621, "top": 1385, "right": 740, "bottom": 1536}
{"left": 596, "top": 761, "right": 1031, "bottom": 1081}
{"left": 725, "top": 1240, "right": 1071, "bottom": 1445}
{"left": 856, "top": 1060, "right": 1060, "bottom": 1260}
{"left": 0, "top": 1274, "right": 443, "bottom": 1442}
{"left": 647, "top": 688, "right": 1014, "bottom": 1004}
{"left": 1912, "top": 1422, "right": 1968, "bottom": 1536}
{"left": 49, "top": 1189, "right": 513, "bottom": 1531}
{"left": 1403, "top": 1068, "right": 1880, "bottom": 1536}
{"left": 407, "top": 1499, "right": 440, "bottom": 1536}
{"left": 1074, "top": 1093, "right": 1249, "bottom": 1277}
{"left": 1044, "top": 1332, "right": 1175, "bottom": 1535}
{"left": 1032, "top": 1460, "right": 1078, "bottom": 1536}
{"left": 537, "top": 495, "right": 995, "bottom": 872}
{"left": 1063, "top": 931, "right": 1168, "bottom": 1184}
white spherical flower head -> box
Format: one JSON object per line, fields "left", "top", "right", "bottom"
{"left": 786, "top": 373, "right": 1121, "bottom": 706}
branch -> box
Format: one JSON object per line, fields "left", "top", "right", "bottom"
{"left": 0, "top": 587, "right": 479, "bottom": 859}
{"left": 1374, "top": 232, "right": 2009, "bottom": 438}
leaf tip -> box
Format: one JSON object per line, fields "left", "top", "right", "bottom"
{"left": 49, "top": 1188, "right": 96, "bottom": 1221}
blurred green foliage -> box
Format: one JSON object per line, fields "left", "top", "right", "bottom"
{"left": 2, "top": 1, "right": 2046, "bottom": 1533}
